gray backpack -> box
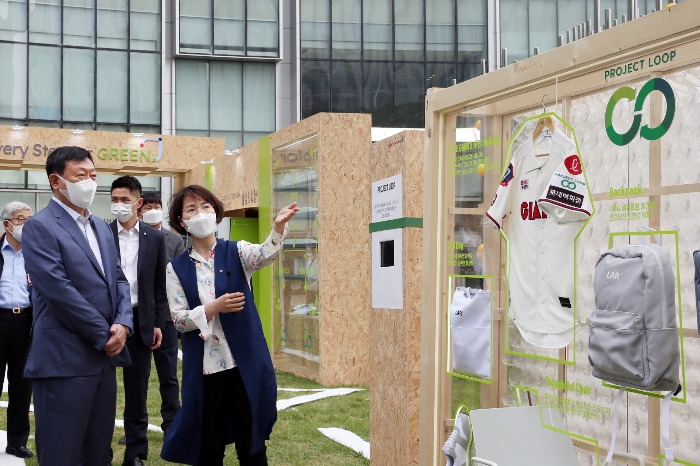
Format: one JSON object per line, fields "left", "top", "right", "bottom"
{"left": 589, "top": 243, "right": 681, "bottom": 464}
{"left": 589, "top": 243, "right": 680, "bottom": 391}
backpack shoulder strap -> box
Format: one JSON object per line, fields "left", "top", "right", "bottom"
{"left": 603, "top": 387, "right": 625, "bottom": 466}
{"left": 661, "top": 384, "right": 682, "bottom": 462}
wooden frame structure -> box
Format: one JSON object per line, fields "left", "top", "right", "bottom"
{"left": 420, "top": 3, "right": 700, "bottom": 465}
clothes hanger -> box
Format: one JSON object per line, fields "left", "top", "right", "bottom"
{"left": 532, "top": 115, "right": 555, "bottom": 142}
{"left": 532, "top": 94, "right": 556, "bottom": 141}
{"left": 532, "top": 95, "right": 556, "bottom": 157}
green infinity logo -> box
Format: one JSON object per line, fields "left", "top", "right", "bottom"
{"left": 561, "top": 179, "right": 577, "bottom": 190}
{"left": 605, "top": 78, "right": 675, "bottom": 146}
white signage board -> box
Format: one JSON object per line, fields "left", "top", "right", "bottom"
{"left": 371, "top": 174, "right": 402, "bottom": 224}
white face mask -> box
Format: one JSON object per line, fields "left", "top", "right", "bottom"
{"left": 182, "top": 212, "right": 218, "bottom": 238}
{"left": 111, "top": 201, "right": 138, "bottom": 223}
{"left": 7, "top": 223, "right": 22, "bottom": 243}
{"left": 58, "top": 175, "right": 97, "bottom": 209}
{"left": 142, "top": 209, "right": 163, "bottom": 225}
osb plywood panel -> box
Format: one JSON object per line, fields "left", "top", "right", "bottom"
{"left": 370, "top": 311, "right": 410, "bottom": 466}
{"left": 215, "top": 140, "right": 259, "bottom": 211}
{"left": 369, "top": 131, "right": 424, "bottom": 466}
{"left": 404, "top": 227, "right": 423, "bottom": 466}
{"left": 372, "top": 134, "right": 405, "bottom": 179}
{"left": 0, "top": 125, "right": 224, "bottom": 175}
{"left": 371, "top": 131, "right": 425, "bottom": 205}
{"left": 178, "top": 163, "right": 205, "bottom": 191}
{"left": 269, "top": 113, "right": 321, "bottom": 151}
{"left": 402, "top": 132, "right": 426, "bottom": 219}
{"left": 317, "top": 113, "right": 373, "bottom": 386}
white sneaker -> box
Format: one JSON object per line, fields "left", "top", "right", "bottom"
{"left": 442, "top": 412, "right": 471, "bottom": 466}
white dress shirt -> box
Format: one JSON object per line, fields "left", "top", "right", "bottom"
{"left": 117, "top": 221, "right": 140, "bottom": 307}
{"left": 166, "top": 229, "right": 285, "bottom": 375}
{"left": 52, "top": 196, "right": 104, "bottom": 273}
{"left": 0, "top": 237, "right": 30, "bottom": 309}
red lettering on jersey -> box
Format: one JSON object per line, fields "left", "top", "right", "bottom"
{"left": 534, "top": 203, "right": 547, "bottom": 219}
{"left": 520, "top": 201, "right": 548, "bottom": 221}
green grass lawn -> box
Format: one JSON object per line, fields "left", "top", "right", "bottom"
{"left": 1, "top": 363, "right": 370, "bottom": 465}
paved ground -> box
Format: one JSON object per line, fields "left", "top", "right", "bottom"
{"left": 0, "top": 431, "right": 25, "bottom": 465}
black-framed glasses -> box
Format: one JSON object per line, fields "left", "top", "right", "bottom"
{"left": 9, "top": 217, "right": 30, "bottom": 224}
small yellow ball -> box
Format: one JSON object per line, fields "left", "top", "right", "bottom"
{"left": 477, "top": 164, "right": 485, "bottom": 176}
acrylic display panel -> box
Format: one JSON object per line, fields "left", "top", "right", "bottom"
{"left": 443, "top": 113, "right": 502, "bottom": 418}
{"left": 271, "top": 134, "right": 320, "bottom": 377}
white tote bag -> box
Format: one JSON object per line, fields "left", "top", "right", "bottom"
{"left": 450, "top": 287, "right": 492, "bottom": 379}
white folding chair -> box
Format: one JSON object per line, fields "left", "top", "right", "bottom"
{"left": 467, "top": 405, "right": 645, "bottom": 466}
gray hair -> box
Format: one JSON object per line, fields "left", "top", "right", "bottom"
{"left": 1, "top": 201, "right": 32, "bottom": 220}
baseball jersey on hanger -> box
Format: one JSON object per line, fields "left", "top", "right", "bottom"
{"left": 485, "top": 126, "right": 592, "bottom": 349}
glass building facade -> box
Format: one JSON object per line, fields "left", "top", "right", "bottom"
{"left": 175, "top": 0, "right": 280, "bottom": 149}
{"left": 500, "top": 0, "right": 668, "bottom": 63}
{"left": 178, "top": 0, "right": 278, "bottom": 57}
{"left": 175, "top": 61, "right": 276, "bottom": 148}
{"left": 299, "top": 0, "right": 488, "bottom": 128}
{"left": 0, "top": 0, "right": 685, "bottom": 147}
{"left": 0, "top": 0, "right": 161, "bottom": 133}
{"left": 175, "top": 0, "right": 278, "bottom": 148}
{"left": 0, "top": 0, "right": 164, "bottom": 215}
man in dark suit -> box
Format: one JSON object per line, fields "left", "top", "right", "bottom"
{"left": 109, "top": 176, "right": 167, "bottom": 466}
{"left": 0, "top": 201, "right": 33, "bottom": 459}
{"left": 23, "top": 146, "right": 133, "bottom": 466}
{"left": 138, "top": 191, "right": 185, "bottom": 437}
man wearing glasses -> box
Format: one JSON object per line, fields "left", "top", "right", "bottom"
{"left": 0, "top": 201, "right": 33, "bottom": 459}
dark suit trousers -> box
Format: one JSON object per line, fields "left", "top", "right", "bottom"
{"left": 123, "top": 310, "right": 154, "bottom": 461}
{"left": 0, "top": 310, "right": 32, "bottom": 447}
{"left": 153, "top": 319, "right": 180, "bottom": 431}
{"left": 199, "top": 367, "right": 268, "bottom": 466}
{"left": 33, "top": 359, "right": 116, "bottom": 466}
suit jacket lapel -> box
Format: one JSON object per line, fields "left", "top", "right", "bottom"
{"left": 162, "top": 229, "right": 171, "bottom": 258}
{"left": 94, "top": 218, "right": 120, "bottom": 312}
{"left": 110, "top": 221, "right": 120, "bottom": 255}
{"left": 49, "top": 200, "right": 107, "bottom": 282}
{"left": 138, "top": 221, "right": 147, "bottom": 276}
{"left": 92, "top": 218, "right": 113, "bottom": 285}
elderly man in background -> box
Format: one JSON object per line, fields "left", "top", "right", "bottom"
{"left": 0, "top": 201, "right": 34, "bottom": 459}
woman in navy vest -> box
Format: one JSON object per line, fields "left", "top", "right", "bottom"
{"left": 161, "top": 185, "right": 298, "bottom": 466}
